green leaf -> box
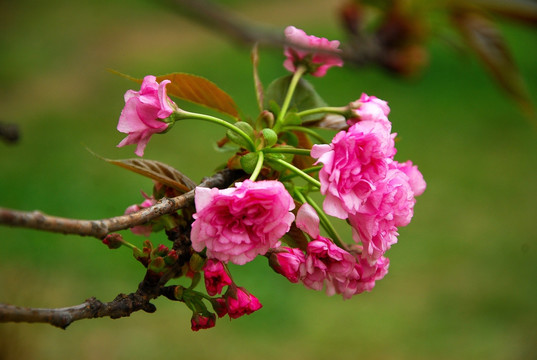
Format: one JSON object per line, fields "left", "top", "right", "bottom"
{"left": 284, "top": 112, "right": 302, "bottom": 126}
{"left": 265, "top": 152, "right": 294, "bottom": 172}
{"left": 227, "top": 121, "right": 254, "bottom": 148}
{"left": 264, "top": 75, "right": 328, "bottom": 121}
{"left": 109, "top": 70, "right": 240, "bottom": 119}
{"left": 261, "top": 128, "right": 278, "bottom": 147}
{"left": 240, "top": 152, "right": 259, "bottom": 174}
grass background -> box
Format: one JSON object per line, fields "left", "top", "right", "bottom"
{"left": 1, "top": 0, "right": 536, "bottom": 359}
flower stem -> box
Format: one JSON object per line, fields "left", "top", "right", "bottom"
{"left": 176, "top": 110, "right": 256, "bottom": 152}
{"left": 271, "top": 158, "right": 320, "bottom": 188}
{"left": 282, "top": 125, "right": 327, "bottom": 144}
{"left": 303, "top": 193, "right": 345, "bottom": 249}
{"left": 274, "top": 66, "right": 307, "bottom": 132}
{"left": 249, "top": 151, "right": 264, "bottom": 181}
{"left": 263, "top": 147, "right": 311, "bottom": 156}
{"left": 297, "top": 106, "right": 349, "bottom": 119}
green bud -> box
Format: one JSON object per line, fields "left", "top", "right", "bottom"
{"left": 240, "top": 152, "right": 260, "bottom": 174}
{"left": 262, "top": 128, "right": 278, "bottom": 147}
{"left": 148, "top": 256, "right": 166, "bottom": 273}
{"left": 227, "top": 121, "right": 254, "bottom": 149}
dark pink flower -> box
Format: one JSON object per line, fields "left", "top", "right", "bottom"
{"left": 190, "top": 312, "right": 216, "bottom": 331}
{"left": 349, "top": 168, "right": 415, "bottom": 263}
{"left": 268, "top": 247, "right": 306, "bottom": 283}
{"left": 203, "top": 259, "right": 232, "bottom": 296}
{"left": 225, "top": 287, "right": 263, "bottom": 319}
{"left": 284, "top": 26, "right": 343, "bottom": 77}
{"left": 117, "top": 75, "right": 176, "bottom": 156}
{"left": 311, "top": 121, "right": 396, "bottom": 219}
{"left": 191, "top": 180, "right": 295, "bottom": 265}
{"left": 124, "top": 192, "right": 157, "bottom": 237}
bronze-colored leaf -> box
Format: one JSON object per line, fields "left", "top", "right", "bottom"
{"left": 107, "top": 157, "right": 196, "bottom": 194}
{"left": 155, "top": 73, "right": 239, "bottom": 119}
{"left": 451, "top": 8, "right": 534, "bottom": 115}
{"left": 468, "top": 0, "right": 537, "bottom": 25}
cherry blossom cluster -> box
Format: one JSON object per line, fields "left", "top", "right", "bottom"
{"left": 115, "top": 25, "right": 425, "bottom": 330}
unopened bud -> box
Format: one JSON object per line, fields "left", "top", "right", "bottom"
{"left": 102, "top": 233, "right": 124, "bottom": 249}
{"left": 189, "top": 253, "right": 206, "bottom": 273}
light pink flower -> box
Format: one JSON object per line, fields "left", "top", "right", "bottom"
{"left": 124, "top": 192, "right": 157, "bottom": 237}
{"left": 347, "top": 93, "right": 391, "bottom": 128}
{"left": 311, "top": 121, "right": 396, "bottom": 219}
{"left": 349, "top": 168, "right": 415, "bottom": 263}
{"left": 191, "top": 180, "right": 295, "bottom": 265}
{"left": 203, "top": 259, "right": 232, "bottom": 296}
{"left": 225, "top": 287, "right": 263, "bottom": 319}
{"left": 284, "top": 26, "right": 343, "bottom": 77}
{"left": 392, "top": 160, "right": 426, "bottom": 196}
{"left": 190, "top": 312, "right": 216, "bottom": 331}
{"left": 268, "top": 247, "right": 306, "bottom": 283}
{"left": 117, "top": 75, "right": 176, "bottom": 157}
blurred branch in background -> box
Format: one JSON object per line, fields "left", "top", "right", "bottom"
{"left": 162, "top": 0, "right": 537, "bottom": 122}
{"left": 0, "top": 121, "right": 20, "bottom": 144}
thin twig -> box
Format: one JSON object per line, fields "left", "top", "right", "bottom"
{"left": 0, "top": 168, "right": 244, "bottom": 239}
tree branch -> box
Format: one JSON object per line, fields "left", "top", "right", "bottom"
{"left": 0, "top": 168, "right": 244, "bottom": 239}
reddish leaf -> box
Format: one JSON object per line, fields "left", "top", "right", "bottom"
{"left": 155, "top": 73, "right": 239, "bottom": 119}
{"left": 468, "top": 0, "right": 537, "bottom": 25}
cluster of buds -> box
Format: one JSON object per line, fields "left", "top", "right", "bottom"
{"left": 133, "top": 241, "right": 179, "bottom": 275}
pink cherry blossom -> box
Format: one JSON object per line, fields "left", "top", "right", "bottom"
{"left": 124, "top": 191, "right": 156, "bottom": 237}
{"left": 301, "top": 236, "right": 357, "bottom": 292}
{"left": 284, "top": 26, "right": 343, "bottom": 77}
{"left": 268, "top": 247, "right": 306, "bottom": 283}
{"left": 392, "top": 160, "right": 426, "bottom": 196}
{"left": 191, "top": 180, "right": 295, "bottom": 265}
{"left": 349, "top": 168, "right": 415, "bottom": 263}
{"left": 347, "top": 93, "right": 391, "bottom": 128}
{"left": 117, "top": 75, "right": 176, "bottom": 157}
{"left": 190, "top": 312, "right": 216, "bottom": 331}
{"left": 203, "top": 259, "right": 232, "bottom": 296}
{"left": 332, "top": 252, "right": 390, "bottom": 299}
{"left": 311, "top": 121, "right": 396, "bottom": 219}
{"left": 225, "top": 287, "right": 263, "bottom": 319}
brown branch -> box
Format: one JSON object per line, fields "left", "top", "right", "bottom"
{"left": 0, "top": 294, "right": 155, "bottom": 329}
{"left": 0, "top": 168, "right": 244, "bottom": 239}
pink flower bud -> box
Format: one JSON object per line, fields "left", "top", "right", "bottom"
{"left": 203, "top": 259, "right": 232, "bottom": 296}
{"left": 268, "top": 247, "right": 306, "bottom": 283}
{"left": 225, "top": 287, "right": 263, "bottom": 319}
{"left": 117, "top": 75, "right": 177, "bottom": 157}
{"left": 190, "top": 312, "right": 216, "bottom": 331}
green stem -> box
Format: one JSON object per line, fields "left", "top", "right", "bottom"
{"left": 297, "top": 106, "right": 348, "bottom": 119}
{"left": 303, "top": 193, "right": 345, "bottom": 249}
{"left": 176, "top": 110, "right": 256, "bottom": 152}
{"left": 263, "top": 147, "right": 311, "bottom": 156}
{"left": 282, "top": 125, "right": 327, "bottom": 144}
{"left": 271, "top": 158, "right": 320, "bottom": 188}
{"left": 249, "top": 151, "right": 264, "bottom": 181}
{"left": 274, "top": 66, "right": 307, "bottom": 132}
{"left": 280, "top": 165, "right": 322, "bottom": 182}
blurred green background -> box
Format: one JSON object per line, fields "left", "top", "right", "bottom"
{"left": 1, "top": 0, "right": 536, "bottom": 359}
